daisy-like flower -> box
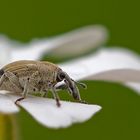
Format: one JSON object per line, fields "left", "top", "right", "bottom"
{"left": 0, "top": 25, "right": 107, "bottom": 129}
{"left": 0, "top": 92, "right": 101, "bottom": 128}
{"left": 0, "top": 25, "right": 140, "bottom": 130}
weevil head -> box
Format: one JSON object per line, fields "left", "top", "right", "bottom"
{"left": 56, "top": 70, "right": 86, "bottom": 101}
{"left": 56, "top": 70, "right": 66, "bottom": 82}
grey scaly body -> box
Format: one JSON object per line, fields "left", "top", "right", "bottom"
{"left": 0, "top": 60, "right": 86, "bottom": 107}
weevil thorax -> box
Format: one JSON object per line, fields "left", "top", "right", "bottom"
{"left": 38, "top": 61, "right": 62, "bottom": 86}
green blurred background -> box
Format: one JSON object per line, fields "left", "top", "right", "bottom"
{"left": 0, "top": 0, "right": 140, "bottom": 140}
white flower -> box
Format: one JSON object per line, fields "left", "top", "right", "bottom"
{"left": 0, "top": 92, "right": 101, "bottom": 128}
{"left": 0, "top": 25, "right": 108, "bottom": 66}
{"left": 0, "top": 25, "right": 106, "bottom": 128}
{"left": 0, "top": 35, "right": 12, "bottom": 66}
{"left": 0, "top": 25, "right": 140, "bottom": 129}
{"left": 59, "top": 47, "right": 140, "bottom": 83}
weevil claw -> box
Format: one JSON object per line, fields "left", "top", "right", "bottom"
{"left": 15, "top": 97, "right": 25, "bottom": 105}
{"left": 56, "top": 102, "right": 61, "bottom": 107}
{"left": 56, "top": 98, "right": 61, "bottom": 107}
{"left": 78, "top": 100, "right": 88, "bottom": 104}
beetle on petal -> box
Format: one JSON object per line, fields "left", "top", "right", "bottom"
{"left": 0, "top": 60, "right": 86, "bottom": 107}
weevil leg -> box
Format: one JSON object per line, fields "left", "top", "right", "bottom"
{"left": 77, "top": 100, "right": 88, "bottom": 104}
{"left": 4, "top": 71, "right": 21, "bottom": 87}
{"left": 15, "top": 79, "right": 29, "bottom": 105}
{"left": 63, "top": 79, "right": 88, "bottom": 104}
{"left": 0, "top": 71, "right": 22, "bottom": 92}
{"left": 56, "top": 84, "right": 72, "bottom": 96}
{"left": 39, "top": 86, "right": 48, "bottom": 97}
{"left": 56, "top": 83, "right": 87, "bottom": 104}
{"left": 15, "top": 97, "right": 25, "bottom": 105}
{"left": 41, "top": 91, "right": 48, "bottom": 98}
{"left": 0, "top": 74, "right": 6, "bottom": 87}
{"left": 56, "top": 84, "right": 68, "bottom": 90}
{"left": 51, "top": 88, "right": 61, "bottom": 107}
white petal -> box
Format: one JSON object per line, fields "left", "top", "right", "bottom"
{"left": 86, "top": 69, "right": 140, "bottom": 82}
{"left": 0, "top": 92, "right": 19, "bottom": 114}
{"left": 11, "top": 25, "right": 108, "bottom": 61}
{"left": 0, "top": 36, "right": 12, "bottom": 67}
{"left": 47, "top": 25, "right": 108, "bottom": 57}
{"left": 125, "top": 82, "right": 140, "bottom": 93}
{"left": 8, "top": 95, "right": 101, "bottom": 128}
{"left": 59, "top": 48, "right": 140, "bottom": 82}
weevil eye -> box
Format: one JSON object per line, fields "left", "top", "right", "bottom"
{"left": 56, "top": 71, "right": 66, "bottom": 82}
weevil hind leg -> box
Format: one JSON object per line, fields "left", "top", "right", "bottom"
{"left": 0, "top": 71, "right": 22, "bottom": 92}
{"left": 0, "top": 73, "right": 6, "bottom": 87}
{"left": 15, "top": 97, "right": 25, "bottom": 105}
{"left": 51, "top": 88, "right": 61, "bottom": 107}
{"left": 4, "top": 71, "right": 21, "bottom": 87}
{"left": 15, "top": 78, "right": 29, "bottom": 105}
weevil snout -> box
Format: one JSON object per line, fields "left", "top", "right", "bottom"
{"left": 57, "top": 71, "right": 87, "bottom": 102}
{"left": 62, "top": 78, "right": 79, "bottom": 100}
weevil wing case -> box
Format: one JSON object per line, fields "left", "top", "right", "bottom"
{"left": 1, "top": 60, "right": 58, "bottom": 73}
{"left": 0, "top": 60, "right": 59, "bottom": 93}
{"left": 3, "top": 60, "right": 37, "bottom": 69}
{"left": 0, "top": 61, "right": 38, "bottom": 78}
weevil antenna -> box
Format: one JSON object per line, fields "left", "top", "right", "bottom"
{"left": 71, "top": 79, "right": 87, "bottom": 89}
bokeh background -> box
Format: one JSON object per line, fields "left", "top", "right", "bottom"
{"left": 0, "top": 0, "right": 140, "bottom": 140}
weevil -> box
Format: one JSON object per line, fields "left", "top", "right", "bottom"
{"left": 0, "top": 60, "right": 86, "bottom": 107}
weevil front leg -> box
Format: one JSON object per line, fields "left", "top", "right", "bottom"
{"left": 51, "top": 87, "right": 61, "bottom": 107}
{"left": 15, "top": 78, "right": 29, "bottom": 105}
{"left": 56, "top": 83, "right": 87, "bottom": 104}
{"left": 56, "top": 84, "right": 73, "bottom": 96}
{"left": 56, "top": 84, "right": 68, "bottom": 91}
{"left": 56, "top": 83, "right": 76, "bottom": 96}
